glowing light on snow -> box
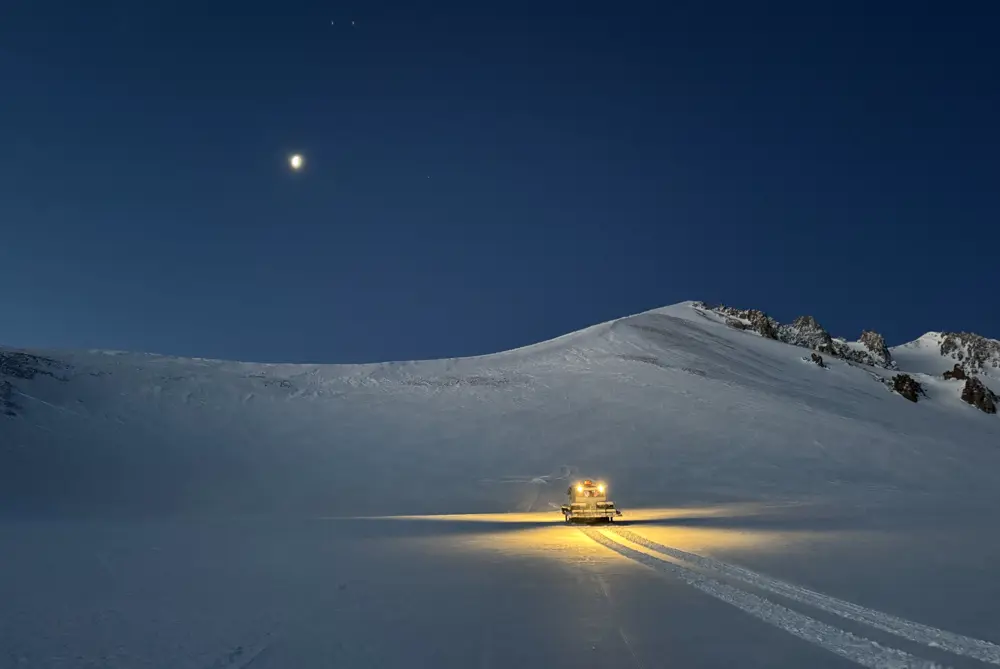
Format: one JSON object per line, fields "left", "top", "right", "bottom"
{"left": 289, "top": 154, "right": 304, "bottom": 171}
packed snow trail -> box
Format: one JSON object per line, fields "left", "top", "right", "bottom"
{"left": 606, "top": 526, "right": 1000, "bottom": 665}
{"left": 580, "top": 528, "right": 942, "bottom": 669}
{"left": 6, "top": 513, "right": 1000, "bottom": 668}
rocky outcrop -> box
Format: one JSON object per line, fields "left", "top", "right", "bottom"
{"left": 891, "top": 374, "right": 924, "bottom": 402}
{"left": 961, "top": 377, "right": 997, "bottom": 414}
{"left": 698, "top": 300, "right": 1000, "bottom": 416}
{"left": 751, "top": 312, "right": 779, "bottom": 340}
{"left": 940, "top": 332, "right": 1000, "bottom": 375}
{"left": 715, "top": 306, "right": 779, "bottom": 340}
{"left": 779, "top": 316, "right": 834, "bottom": 350}
{"left": 0, "top": 351, "right": 68, "bottom": 417}
{"left": 0, "top": 351, "right": 65, "bottom": 381}
{"left": 822, "top": 338, "right": 890, "bottom": 369}
{"left": 859, "top": 331, "right": 894, "bottom": 369}
{"left": 710, "top": 304, "right": 895, "bottom": 370}
{"left": 817, "top": 331, "right": 896, "bottom": 369}
{"left": 943, "top": 364, "right": 968, "bottom": 381}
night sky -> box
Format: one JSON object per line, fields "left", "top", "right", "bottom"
{"left": 2, "top": 1, "right": 998, "bottom": 363}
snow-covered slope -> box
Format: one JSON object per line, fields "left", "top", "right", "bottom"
{"left": 2, "top": 301, "right": 999, "bottom": 518}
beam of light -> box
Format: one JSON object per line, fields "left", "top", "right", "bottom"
{"left": 372, "top": 503, "right": 853, "bottom": 569}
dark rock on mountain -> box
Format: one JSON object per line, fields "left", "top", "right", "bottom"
{"left": 859, "top": 331, "right": 894, "bottom": 369}
{"left": 708, "top": 304, "right": 895, "bottom": 370}
{"left": 779, "top": 316, "right": 834, "bottom": 350}
{"left": 892, "top": 374, "right": 924, "bottom": 403}
{"left": 940, "top": 333, "right": 1000, "bottom": 376}
{"left": 0, "top": 351, "right": 69, "bottom": 417}
{"left": 943, "top": 364, "right": 968, "bottom": 381}
{"left": 715, "top": 306, "right": 779, "bottom": 340}
{"left": 961, "top": 377, "right": 998, "bottom": 415}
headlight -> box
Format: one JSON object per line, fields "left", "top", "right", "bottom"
{"left": 597, "top": 484, "right": 605, "bottom": 493}
{"left": 576, "top": 485, "right": 583, "bottom": 493}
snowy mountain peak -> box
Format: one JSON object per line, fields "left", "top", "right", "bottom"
{"left": 938, "top": 332, "right": 1000, "bottom": 375}
{"left": 909, "top": 332, "right": 944, "bottom": 347}
{"left": 691, "top": 301, "right": 1000, "bottom": 414}
{"left": 891, "top": 331, "right": 1000, "bottom": 382}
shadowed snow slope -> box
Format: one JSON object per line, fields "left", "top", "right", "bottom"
{"left": 2, "top": 301, "right": 998, "bottom": 517}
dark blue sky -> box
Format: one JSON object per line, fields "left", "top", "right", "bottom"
{"left": 2, "top": 1, "right": 997, "bottom": 363}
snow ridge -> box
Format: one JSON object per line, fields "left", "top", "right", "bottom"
{"left": 702, "top": 303, "right": 897, "bottom": 369}
{"left": 2, "top": 300, "right": 1000, "bottom": 517}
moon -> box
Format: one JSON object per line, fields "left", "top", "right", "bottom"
{"left": 289, "top": 154, "right": 304, "bottom": 171}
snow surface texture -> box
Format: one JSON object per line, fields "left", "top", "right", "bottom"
{"left": 3, "top": 301, "right": 1000, "bottom": 668}
{"left": 2, "top": 300, "right": 998, "bottom": 517}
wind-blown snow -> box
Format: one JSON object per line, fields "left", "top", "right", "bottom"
{"left": 2, "top": 300, "right": 998, "bottom": 517}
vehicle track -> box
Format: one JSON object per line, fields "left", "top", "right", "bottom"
{"left": 579, "top": 527, "right": 943, "bottom": 669}
{"left": 605, "top": 526, "right": 1000, "bottom": 666}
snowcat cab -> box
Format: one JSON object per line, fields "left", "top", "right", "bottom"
{"left": 560, "top": 479, "right": 621, "bottom": 523}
